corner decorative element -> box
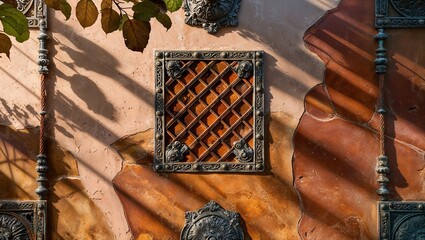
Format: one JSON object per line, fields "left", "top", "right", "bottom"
{"left": 0, "top": 201, "right": 46, "bottom": 240}
{"left": 379, "top": 201, "right": 425, "bottom": 240}
{"left": 235, "top": 61, "right": 253, "bottom": 79}
{"left": 233, "top": 138, "right": 253, "bottom": 163}
{"left": 15, "top": 0, "right": 47, "bottom": 27}
{"left": 166, "top": 61, "right": 183, "bottom": 79}
{"left": 183, "top": 0, "right": 241, "bottom": 34}
{"left": 181, "top": 201, "right": 244, "bottom": 240}
{"left": 376, "top": 0, "right": 425, "bottom": 28}
{"left": 166, "top": 141, "right": 189, "bottom": 162}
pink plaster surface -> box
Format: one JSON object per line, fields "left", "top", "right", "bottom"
{"left": 0, "top": 0, "right": 339, "bottom": 238}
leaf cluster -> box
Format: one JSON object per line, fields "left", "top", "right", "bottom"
{"left": 46, "top": 0, "right": 181, "bottom": 52}
{"left": 0, "top": 0, "right": 182, "bottom": 57}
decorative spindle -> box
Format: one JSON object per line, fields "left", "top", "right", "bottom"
{"left": 374, "top": 28, "right": 390, "bottom": 200}
{"left": 36, "top": 17, "right": 49, "bottom": 200}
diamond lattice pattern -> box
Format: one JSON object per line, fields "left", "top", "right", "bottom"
{"left": 164, "top": 60, "right": 254, "bottom": 163}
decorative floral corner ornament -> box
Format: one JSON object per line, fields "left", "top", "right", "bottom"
{"left": 183, "top": 0, "right": 241, "bottom": 34}
{"left": 181, "top": 201, "right": 244, "bottom": 240}
{"left": 233, "top": 138, "right": 253, "bottom": 163}
{"left": 166, "top": 141, "right": 189, "bottom": 162}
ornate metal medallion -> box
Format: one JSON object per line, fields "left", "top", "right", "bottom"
{"left": 376, "top": 0, "right": 425, "bottom": 28}
{"left": 181, "top": 201, "right": 244, "bottom": 240}
{"left": 183, "top": 0, "right": 241, "bottom": 33}
{"left": 0, "top": 200, "right": 46, "bottom": 240}
{"left": 379, "top": 201, "right": 425, "bottom": 240}
{"left": 154, "top": 51, "right": 265, "bottom": 173}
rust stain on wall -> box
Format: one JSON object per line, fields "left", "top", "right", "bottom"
{"left": 112, "top": 113, "right": 301, "bottom": 239}
{"left": 0, "top": 125, "right": 114, "bottom": 239}
{"left": 296, "top": 0, "right": 425, "bottom": 239}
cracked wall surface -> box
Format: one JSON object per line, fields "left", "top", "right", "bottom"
{"left": 295, "top": 0, "right": 425, "bottom": 239}
{"left": 0, "top": 0, "right": 362, "bottom": 239}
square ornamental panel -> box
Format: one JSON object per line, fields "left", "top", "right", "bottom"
{"left": 376, "top": 0, "right": 425, "bottom": 28}
{"left": 378, "top": 201, "right": 425, "bottom": 240}
{"left": 0, "top": 200, "right": 47, "bottom": 240}
{"left": 154, "top": 51, "right": 265, "bottom": 173}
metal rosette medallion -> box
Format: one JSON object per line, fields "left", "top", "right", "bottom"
{"left": 183, "top": 0, "right": 241, "bottom": 33}
{"left": 181, "top": 201, "right": 244, "bottom": 240}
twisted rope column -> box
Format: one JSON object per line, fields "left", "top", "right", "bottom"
{"left": 35, "top": 18, "right": 49, "bottom": 200}
{"left": 375, "top": 28, "right": 390, "bottom": 201}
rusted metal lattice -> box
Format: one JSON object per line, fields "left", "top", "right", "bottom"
{"left": 154, "top": 51, "right": 264, "bottom": 173}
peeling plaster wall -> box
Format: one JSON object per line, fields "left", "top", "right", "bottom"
{"left": 0, "top": 0, "right": 349, "bottom": 239}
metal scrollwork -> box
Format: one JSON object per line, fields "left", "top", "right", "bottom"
{"left": 166, "top": 141, "right": 189, "bottom": 162}
{"left": 181, "top": 201, "right": 244, "bottom": 240}
{"left": 233, "top": 138, "right": 253, "bottom": 163}
{"left": 235, "top": 61, "right": 253, "bottom": 79}
{"left": 183, "top": 0, "right": 241, "bottom": 33}
{"left": 166, "top": 61, "right": 183, "bottom": 79}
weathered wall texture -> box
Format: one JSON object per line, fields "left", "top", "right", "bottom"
{"left": 11, "top": 0, "right": 425, "bottom": 239}
{"left": 296, "top": 0, "right": 425, "bottom": 239}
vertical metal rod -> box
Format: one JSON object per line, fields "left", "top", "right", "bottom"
{"left": 36, "top": 18, "right": 49, "bottom": 200}
{"left": 375, "top": 28, "right": 390, "bottom": 200}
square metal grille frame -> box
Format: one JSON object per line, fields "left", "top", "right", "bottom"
{"left": 154, "top": 50, "right": 265, "bottom": 173}
{"left": 378, "top": 201, "right": 425, "bottom": 240}
{"left": 0, "top": 200, "right": 47, "bottom": 240}
{"left": 376, "top": 0, "right": 425, "bottom": 28}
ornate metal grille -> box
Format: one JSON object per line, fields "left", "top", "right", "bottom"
{"left": 376, "top": 0, "right": 425, "bottom": 28}
{"left": 379, "top": 201, "right": 425, "bottom": 240}
{"left": 0, "top": 200, "right": 46, "bottom": 240}
{"left": 154, "top": 51, "right": 264, "bottom": 173}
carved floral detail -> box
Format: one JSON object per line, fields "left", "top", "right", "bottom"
{"left": 166, "top": 61, "right": 183, "bottom": 79}
{"left": 235, "top": 61, "right": 253, "bottom": 79}
{"left": 181, "top": 201, "right": 243, "bottom": 240}
{"left": 233, "top": 138, "right": 253, "bottom": 163}
{"left": 183, "top": 0, "right": 241, "bottom": 33}
{"left": 166, "top": 141, "right": 189, "bottom": 162}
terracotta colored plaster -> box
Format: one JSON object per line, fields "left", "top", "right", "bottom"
{"left": 296, "top": 0, "right": 425, "bottom": 239}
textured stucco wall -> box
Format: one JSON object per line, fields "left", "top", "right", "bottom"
{"left": 0, "top": 0, "right": 343, "bottom": 239}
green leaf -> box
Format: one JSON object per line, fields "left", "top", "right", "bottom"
{"left": 133, "top": 0, "right": 160, "bottom": 22}
{"left": 0, "top": 4, "right": 29, "bottom": 42}
{"left": 101, "top": 8, "right": 120, "bottom": 34}
{"left": 118, "top": 14, "right": 128, "bottom": 31}
{"left": 163, "top": 0, "right": 182, "bottom": 12}
{"left": 59, "top": 0, "right": 72, "bottom": 20}
{"left": 122, "top": 19, "right": 150, "bottom": 52}
{"left": 76, "top": 0, "right": 99, "bottom": 28}
{"left": 156, "top": 12, "right": 171, "bottom": 30}
{"left": 0, "top": 33, "right": 12, "bottom": 58}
